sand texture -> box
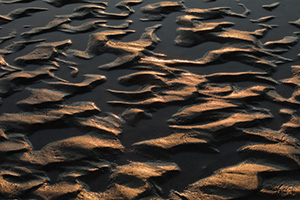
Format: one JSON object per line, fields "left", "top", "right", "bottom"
{"left": 0, "top": 0, "right": 300, "bottom": 199}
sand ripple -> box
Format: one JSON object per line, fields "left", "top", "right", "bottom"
{"left": 0, "top": 0, "right": 300, "bottom": 199}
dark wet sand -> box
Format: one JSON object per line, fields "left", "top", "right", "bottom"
{"left": 0, "top": 0, "right": 300, "bottom": 199}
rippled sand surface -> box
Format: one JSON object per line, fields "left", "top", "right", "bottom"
{"left": 0, "top": 0, "right": 300, "bottom": 199}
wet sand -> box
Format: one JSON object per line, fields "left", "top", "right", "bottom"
{"left": 0, "top": 0, "right": 300, "bottom": 199}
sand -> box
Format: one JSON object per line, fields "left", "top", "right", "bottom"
{"left": 0, "top": 0, "right": 300, "bottom": 199}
